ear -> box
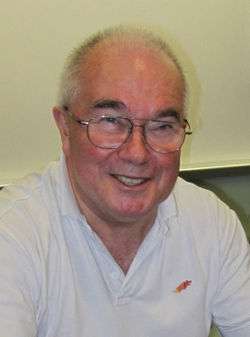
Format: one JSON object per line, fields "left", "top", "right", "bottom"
{"left": 52, "top": 106, "right": 70, "bottom": 154}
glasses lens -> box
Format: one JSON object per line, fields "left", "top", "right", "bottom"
{"left": 88, "top": 116, "right": 130, "bottom": 148}
{"left": 87, "top": 115, "right": 189, "bottom": 153}
{"left": 145, "top": 120, "right": 185, "bottom": 153}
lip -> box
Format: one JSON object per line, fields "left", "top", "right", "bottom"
{"left": 110, "top": 173, "right": 151, "bottom": 189}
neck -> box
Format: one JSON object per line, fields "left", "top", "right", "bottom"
{"left": 67, "top": 163, "right": 157, "bottom": 273}
{"left": 83, "top": 208, "right": 155, "bottom": 274}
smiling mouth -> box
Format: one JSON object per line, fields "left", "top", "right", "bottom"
{"left": 112, "top": 174, "right": 150, "bottom": 186}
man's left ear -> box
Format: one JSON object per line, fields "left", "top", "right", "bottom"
{"left": 52, "top": 106, "right": 71, "bottom": 156}
{"left": 52, "top": 106, "right": 69, "bottom": 140}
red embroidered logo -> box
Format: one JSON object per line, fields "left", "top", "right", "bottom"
{"left": 174, "top": 280, "right": 192, "bottom": 293}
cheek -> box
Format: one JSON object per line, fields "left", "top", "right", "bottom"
{"left": 156, "top": 152, "right": 180, "bottom": 189}
{"left": 66, "top": 127, "right": 91, "bottom": 161}
{"left": 68, "top": 134, "right": 110, "bottom": 181}
{"left": 72, "top": 145, "right": 98, "bottom": 175}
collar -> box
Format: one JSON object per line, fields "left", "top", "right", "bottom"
{"left": 56, "top": 153, "right": 83, "bottom": 220}
{"left": 156, "top": 188, "right": 178, "bottom": 234}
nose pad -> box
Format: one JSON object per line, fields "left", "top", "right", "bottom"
{"left": 117, "top": 126, "right": 149, "bottom": 164}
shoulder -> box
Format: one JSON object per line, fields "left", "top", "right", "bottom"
{"left": 174, "top": 176, "right": 218, "bottom": 207}
{"left": 0, "top": 159, "right": 61, "bottom": 217}
{"left": 173, "top": 176, "right": 232, "bottom": 220}
{"left": 0, "top": 173, "right": 45, "bottom": 234}
{"left": 170, "top": 177, "right": 245, "bottom": 249}
{"left": 0, "top": 173, "right": 43, "bottom": 216}
{"left": 0, "top": 162, "right": 61, "bottom": 251}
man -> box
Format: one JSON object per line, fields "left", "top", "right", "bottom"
{"left": 0, "top": 26, "right": 249, "bottom": 337}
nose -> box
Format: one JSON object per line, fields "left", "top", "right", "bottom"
{"left": 117, "top": 125, "right": 149, "bottom": 165}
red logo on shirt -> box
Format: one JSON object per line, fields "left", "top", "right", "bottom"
{"left": 174, "top": 280, "right": 192, "bottom": 293}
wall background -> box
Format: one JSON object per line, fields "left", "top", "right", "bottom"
{"left": 0, "top": 0, "right": 249, "bottom": 185}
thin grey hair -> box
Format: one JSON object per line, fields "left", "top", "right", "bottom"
{"left": 57, "top": 25, "right": 186, "bottom": 109}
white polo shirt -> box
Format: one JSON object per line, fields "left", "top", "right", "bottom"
{"left": 0, "top": 156, "right": 249, "bottom": 337}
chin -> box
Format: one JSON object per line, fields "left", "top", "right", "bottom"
{"left": 111, "top": 198, "right": 157, "bottom": 221}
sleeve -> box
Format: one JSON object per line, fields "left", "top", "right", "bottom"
{"left": 0, "top": 228, "right": 38, "bottom": 337}
{"left": 212, "top": 204, "right": 250, "bottom": 337}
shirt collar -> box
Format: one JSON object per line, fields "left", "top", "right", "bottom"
{"left": 57, "top": 153, "right": 83, "bottom": 220}
{"left": 156, "top": 188, "right": 178, "bottom": 234}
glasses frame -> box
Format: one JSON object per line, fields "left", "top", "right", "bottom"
{"left": 63, "top": 106, "right": 192, "bottom": 154}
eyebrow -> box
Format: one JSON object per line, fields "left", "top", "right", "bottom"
{"left": 91, "top": 99, "right": 181, "bottom": 121}
{"left": 156, "top": 109, "right": 181, "bottom": 121}
{"left": 92, "top": 99, "right": 126, "bottom": 111}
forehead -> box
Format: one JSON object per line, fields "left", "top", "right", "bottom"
{"left": 74, "top": 39, "right": 185, "bottom": 116}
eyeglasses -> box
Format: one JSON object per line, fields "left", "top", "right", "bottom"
{"left": 63, "top": 107, "right": 192, "bottom": 154}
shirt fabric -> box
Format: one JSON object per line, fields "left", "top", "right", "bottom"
{"left": 0, "top": 156, "right": 249, "bottom": 337}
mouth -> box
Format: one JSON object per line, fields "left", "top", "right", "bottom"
{"left": 111, "top": 174, "right": 150, "bottom": 187}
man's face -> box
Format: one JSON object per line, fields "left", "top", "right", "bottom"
{"left": 55, "top": 42, "right": 185, "bottom": 225}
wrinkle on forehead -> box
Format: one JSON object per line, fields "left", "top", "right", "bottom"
{"left": 74, "top": 39, "right": 185, "bottom": 116}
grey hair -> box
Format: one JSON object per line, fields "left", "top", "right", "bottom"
{"left": 57, "top": 25, "right": 186, "bottom": 108}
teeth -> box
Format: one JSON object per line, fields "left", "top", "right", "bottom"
{"left": 115, "top": 175, "right": 146, "bottom": 186}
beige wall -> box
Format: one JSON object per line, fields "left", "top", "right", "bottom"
{"left": 0, "top": 0, "right": 249, "bottom": 184}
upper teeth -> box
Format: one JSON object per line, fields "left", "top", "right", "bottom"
{"left": 115, "top": 175, "right": 146, "bottom": 186}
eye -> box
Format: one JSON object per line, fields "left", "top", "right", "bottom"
{"left": 96, "top": 116, "right": 127, "bottom": 133}
{"left": 158, "top": 122, "right": 173, "bottom": 129}
{"left": 99, "top": 116, "right": 123, "bottom": 128}
{"left": 148, "top": 120, "right": 176, "bottom": 131}
{"left": 101, "top": 116, "right": 119, "bottom": 124}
